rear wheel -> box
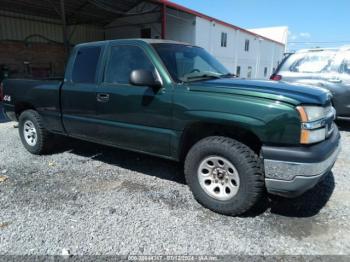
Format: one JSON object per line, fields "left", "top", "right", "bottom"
{"left": 19, "top": 110, "right": 53, "bottom": 154}
{"left": 184, "top": 136, "right": 265, "bottom": 216}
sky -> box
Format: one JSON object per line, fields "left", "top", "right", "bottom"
{"left": 169, "top": 0, "right": 350, "bottom": 51}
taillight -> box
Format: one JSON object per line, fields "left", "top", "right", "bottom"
{"left": 270, "top": 74, "right": 282, "bottom": 81}
{"left": 0, "top": 82, "right": 3, "bottom": 102}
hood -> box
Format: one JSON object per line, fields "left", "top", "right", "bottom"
{"left": 277, "top": 77, "right": 340, "bottom": 92}
{"left": 186, "top": 78, "right": 332, "bottom": 106}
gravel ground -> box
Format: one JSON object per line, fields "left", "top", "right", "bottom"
{"left": 0, "top": 120, "right": 349, "bottom": 256}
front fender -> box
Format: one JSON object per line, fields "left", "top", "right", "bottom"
{"left": 184, "top": 110, "right": 266, "bottom": 139}
{"left": 177, "top": 102, "right": 300, "bottom": 145}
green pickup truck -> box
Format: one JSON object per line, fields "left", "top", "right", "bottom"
{"left": 1, "top": 39, "right": 340, "bottom": 216}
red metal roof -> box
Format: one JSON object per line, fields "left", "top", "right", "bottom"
{"left": 156, "top": 0, "right": 285, "bottom": 46}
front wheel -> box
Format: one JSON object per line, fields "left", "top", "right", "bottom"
{"left": 18, "top": 110, "right": 53, "bottom": 154}
{"left": 184, "top": 136, "right": 265, "bottom": 216}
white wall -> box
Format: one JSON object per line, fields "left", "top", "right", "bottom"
{"left": 165, "top": 8, "right": 196, "bottom": 44}
{"left": 195, "top": 19, "right": 237, "bottom": 71}
{"left": 249, "top": 26, "right": 289, "bottom": 47}
{"left": 194, "top": 17, "right": 285, "bottom": 79}
{"left": 104, "top": 7, "right": 196, "bottom": 44}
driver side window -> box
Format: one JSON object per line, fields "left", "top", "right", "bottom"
{"left": 105, "top": 45, "right": 155, "bottom": 84}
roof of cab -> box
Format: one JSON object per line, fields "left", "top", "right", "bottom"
{"left": 75, "top": 38, "right": 194, "bottom": 48}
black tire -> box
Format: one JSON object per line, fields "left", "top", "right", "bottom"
{"left": 184, "top": 136, "right": 265, "bottom": 216}
{"left": 18, "top": 110, "right": 53, "bottom": 154}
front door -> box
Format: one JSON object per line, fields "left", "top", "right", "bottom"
{"left": 96, "top": 43, "right": 174, "bottom": 157}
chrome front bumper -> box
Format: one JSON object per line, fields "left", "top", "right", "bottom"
{"left": 264, "top": 144, "right": 341, "bottom": 181}
{"left": 262, "top": 127, "right": 341, "bottom": 197}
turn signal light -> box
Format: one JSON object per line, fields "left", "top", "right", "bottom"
{"left": 300, "top": 129, "right": 310, "bottom": 144}
{"left": 296, "top": 106, "right": 308, "bottom": 122}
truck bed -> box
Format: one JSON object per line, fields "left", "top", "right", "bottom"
{"left": 2, "top": 78, "right": 64, "bottom": 133}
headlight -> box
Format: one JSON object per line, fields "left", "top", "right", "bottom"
{"left": 297, "top": 105, "right": 334, "bottom": 144}
{"left": 297, "top": 106, "right": 328, "bottom": 122}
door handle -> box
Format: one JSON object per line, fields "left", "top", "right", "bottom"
{"left": 97, "top": 93, "right": 110, "bottom": 103}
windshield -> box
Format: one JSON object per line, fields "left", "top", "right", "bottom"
{"left": 152, "top": 43, "right": 230, "bottom": 82}
{"left": 281, "top": 51, "right": 337, "bottom": 73}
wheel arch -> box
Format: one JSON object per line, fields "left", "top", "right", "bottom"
{"left": 178, "top": 121, "right": 263, "bottom": 162}
{"left": 15, "top": 101, "right": 36, "bottom": 119}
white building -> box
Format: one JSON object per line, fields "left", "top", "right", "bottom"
{"left": 0, "top": 0, "right": 288, "bottom": 79}
{"left": 105, "top": 1, "right": 288, "bottom": 79}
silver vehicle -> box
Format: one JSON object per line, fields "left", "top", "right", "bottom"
{"left": 271, "top": 46, "right": 350, "bottom": 117}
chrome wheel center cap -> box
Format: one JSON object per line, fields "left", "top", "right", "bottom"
{"left": 198, "top": 156, "right": 240, "bottom": 201}
{"left": 216, "top": 169, "right": 226, "bottom": 179}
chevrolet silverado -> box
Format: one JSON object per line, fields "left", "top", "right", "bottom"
{"left": 1, "top": 39, "right": 341, "bottom": 216}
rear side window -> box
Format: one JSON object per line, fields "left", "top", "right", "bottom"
{"left": 281, "top": 51, "right": 336, "bottom": 73}
{"left": 72, "top": 46, "right": 101, "bottom": 83}
{"left": 105, "top": 45, "right": 154, "bottom": 84}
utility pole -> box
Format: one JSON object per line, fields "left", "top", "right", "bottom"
{"left": 161, "top": 3, "right": 167, "bottom": 39}
{"left": 60, "top": 0, "right": 69, "bottom": 57}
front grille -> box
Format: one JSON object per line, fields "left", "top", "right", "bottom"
{"left": 325, "top": 107, "right": 336, "bottom": 138}
{"left": 327, "top": 122, "right": 335, "bottom": 137}
{"left": 324, "top": 104, "right": 333, "bottom": 116}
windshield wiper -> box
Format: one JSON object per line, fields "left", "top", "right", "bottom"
{"left": 220, "top": 73, "right": 236, "bottom": 78}
{"left": 182, "top": 72, "right": 222, "bottom": 82}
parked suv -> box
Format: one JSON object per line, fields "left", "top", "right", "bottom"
{"left": 271, "top": 46, "right": 350, "bottom": 117}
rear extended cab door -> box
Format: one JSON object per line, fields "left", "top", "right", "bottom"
{"left": 61, "top": 42, "right": 106, "bottom": 140}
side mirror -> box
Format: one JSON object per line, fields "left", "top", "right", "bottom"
{"left": 129, "top": 69, "right": 162, "bottom": 88}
